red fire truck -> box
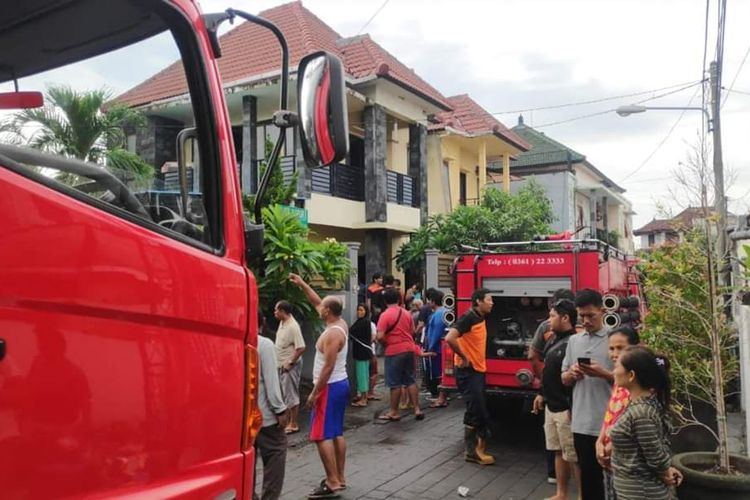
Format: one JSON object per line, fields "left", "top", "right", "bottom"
{"left": 441, "top": 237, "right": 644, "bottom": 403}
{"left": 0, "top": 2, "right": 347, "bottom": 498}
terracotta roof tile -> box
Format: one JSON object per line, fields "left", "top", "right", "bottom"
{"left": 116, "top": 1, "right": 450, "bottom": 111}
{"left": 633, "top": 218, "right": 675, "bottom": 236}
{"left": 430, "top": 94, "right": 530, "bottom": 151}
{"left": 338, "top": 35, "right": 451, "bottom": 109}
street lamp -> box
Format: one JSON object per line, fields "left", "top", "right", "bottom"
{"left": 615, "top": 104, "right": 710, "bottom": 125}
{"left": 616, "top": 63, "right": 726, "bottom": 289}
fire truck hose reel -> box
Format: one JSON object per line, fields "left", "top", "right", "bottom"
{"left": 603, "top": 312, "right": 621, "bottom": 328}
{"left": 443, "top": 294, "right": 456, "bottom": 310}
{"left": 603, "top": 294, "right": 620, "bottom": 311}
{"left": 443, "top": 311, "right": 456, "bottom": 326}
{"left": 515, "top": 369, "right": 534, "bottom": 387}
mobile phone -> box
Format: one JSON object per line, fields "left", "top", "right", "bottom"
{"left": 577, "top": 357, "right": 591, "bottom": 365}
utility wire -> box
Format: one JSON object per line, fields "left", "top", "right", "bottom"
{"left": 701, "top": 0, "right": 710, "bottom": 137}
{"left": 619, "top": 84, "right": 702, "bottom": 183}
{"left": 532, "top": 80, "right": 703, "bottom": 129}
{"left": 490, "top": 80, "right": 700, "bottom": 115}
{"left": 722, "top": 87, "right": 750, "bottom": 96}
{"left": 721, "top": 41, "right": 750, "bottom": 108}
{"left": 356, "top": 0, "right": 391, "bottom": 36}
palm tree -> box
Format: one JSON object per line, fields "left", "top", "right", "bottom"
{"left": 3, "top": 84, "right": 153, "bottom": 187}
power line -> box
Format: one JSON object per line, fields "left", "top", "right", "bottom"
{"left": 722, "top": 87, "right": 750, "bottom": 96}
{"left": 356, "top": 0, "right": 391, "bottom": 36}
{"left": 721, "top": 41, "right": 750, "bottom": 108}
{"left": 531, "top": 80, "right": 703, "bottom": 129}
{"left": 701, "top": 0, "right": 710, "bottom": 137}
{"left": 533, "top": 109, "right": 614, "bottom": 129}
{"left": 619, "top": 84, "right": 702, "bottom": 183}
{"left": 490, "top": 80, "right": 701, "bottom": 115}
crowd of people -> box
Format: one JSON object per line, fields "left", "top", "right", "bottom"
{"left": 252, "top": 272, "right": 452, "bottom": 500}
{"left": 530, "top": 288, "right": 683, "bottom": 500}
{"left": 252, "top": 272, "right": 684, "bottom": 500}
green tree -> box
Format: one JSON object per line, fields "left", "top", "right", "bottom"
{"left": 259, "top": 205, "right": 352, "bottom": 323}
{"left": 242, "top": 138, "right": 298, "bottom": 212}
{"left": 395, "top": 179, "right": 555, "bottom": 273}
{"left": 641, "top": 229, "right": 738, "bottom": 473}
{"left": 2, "top": 84, "right": 152, "bottom": 187}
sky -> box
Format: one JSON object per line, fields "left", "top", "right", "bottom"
{"left": 6, "top": 0, "right": 749, "bottom": 231}
{"left": 197, "top": 0, "right": 750, "bottom": 230}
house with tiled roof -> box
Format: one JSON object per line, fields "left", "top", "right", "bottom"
{"left": 427, "top": 94, "right": 530, "bottom": 212}
{"left": 488, "top": 115, "right": 635, "bottom": 252}
{"left": 116, "top": 0, "right": 523, "bottom": 282}
{"left": 634, "top": 206, "right": 737, "bottom": 249}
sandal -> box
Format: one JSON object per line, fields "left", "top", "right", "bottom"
{"left": 308, "top": 482, "right": 340, "bottom": 499}
{"left": 377, "top": 414, "right": 401, "bottom": 422}
{"left": 350, "top": 400, "right": 367, "bottom": 407}
{"left": 415, "top": 412, "right": 425, "bottom": 421}
{"left": 429, "top": 401, "right": 448, "bottom": 408}
{"left": 320, "top": 478, "right": 346, "bottom": 491}
{"left": 285, "top": 427, "right": 300, "bottom": 434}
{"left": 367, "top": 394, "right": 382, "bottom": 401}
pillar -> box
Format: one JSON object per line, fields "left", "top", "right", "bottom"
{"left": 365, "top": 229, "right": 388, "bottom": 284}
{"left": 425, "top": 248, "right": 440, "bottom": 291}
{"left": 502, "top": 154, "right": 510, "bottom": 193}
{"left": 344, "top": 242, "right": 361, "bottom": 325}
{"left": 241, "top": 95, "right": 258, "bottom": 193}
{"left": 409, "top": 123, "right": 428, "bottom": 223}
{"left": 478, "top": 140, "right": 487, "bottom": 199}
{"left": 364, "top": 104, "right": 387, "bottom": 222}
{"left": 589, "top": 190, "right": 598, "bottom": 239}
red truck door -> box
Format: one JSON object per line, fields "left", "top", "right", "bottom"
{"left": 0, "top": 1, "right": 253, "bottom": 498}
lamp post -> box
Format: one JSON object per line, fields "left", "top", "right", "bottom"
{"left": 615, "top": 104, "right": 710, "bottom": 124}
{"left": 616, "top": 68, "right": 727, "bottom": 287}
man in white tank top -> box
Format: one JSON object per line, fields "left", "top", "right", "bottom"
{"left": 289, "top": 273, "right": 349, "bottom": 499}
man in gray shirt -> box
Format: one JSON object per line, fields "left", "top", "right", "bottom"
{"left": 256, "top": 323, "right": 290, "bottom": 500}
{"left": 562, "top": 289, "right": 613, "bottom": 500}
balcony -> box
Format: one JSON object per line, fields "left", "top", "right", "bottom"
{"left": 311, "top": 163, "right": 365, "bottom": 201}
{"left": 310, "top": 164, "right": 419, "bottom": 207}
{"left": 387, "top": 170, "right": 420, "bottom": 207}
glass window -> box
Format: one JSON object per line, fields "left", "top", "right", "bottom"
{"left": 0, "top": 2, "right": 218, "bottom": 249}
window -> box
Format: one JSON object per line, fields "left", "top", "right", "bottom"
{"left": 459, "top": 172, "right": 467, "bottom": 206}
{"left": 0, "top": 1, "right": 220, "bottom": 250}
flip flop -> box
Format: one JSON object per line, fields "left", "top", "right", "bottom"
{"left": 320, "top": 478, "right": 347, "bottom": 491}
{"left": 285, "top": 427, "right": 300, "bottom": 434}
{"left": 377, "top": 414, "right": 401, "bottom": 422}
{"left": 429, "top": 401, "right": 448, "bottom": 408}
{"left": 308, "top": 482, "right": 340, "bottom": 499}
{"left": 415, "top": 412, "right": 425, "bottom": 421}
{"left": 367, "top": 394, "right": 382, "bottom": 401}
{"left": 350, "top": 401, "right": 367, "bottom": 407}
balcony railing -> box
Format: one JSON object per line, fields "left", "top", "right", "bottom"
{"left": 311, "top": 163, "right": 365, "bottom": 201}
{"left": 304, "top": 162, "right": 420, "bottom": 207}
{"left": 387, "top": 170, "right": 420, "bottom": 207}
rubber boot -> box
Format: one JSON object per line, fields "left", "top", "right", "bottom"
{"left": 475, "top": 431, "right": 495, "bottom": 465}
{"left": 464, "top": 426, "right": 494, "bottom": 465}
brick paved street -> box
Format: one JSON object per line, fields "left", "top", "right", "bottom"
{"left": 258, "top": 387, "right": 577, "bottom": 500}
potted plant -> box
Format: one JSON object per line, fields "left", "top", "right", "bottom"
{"left": 640, "top": 193, "right": 750, "bottom": 497}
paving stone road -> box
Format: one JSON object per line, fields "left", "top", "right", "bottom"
{"left": 256, "top": 382, "right": 577, "bottom": 500}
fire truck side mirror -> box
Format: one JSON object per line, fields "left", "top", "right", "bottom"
{"left": 297, "top": 51, "right": 349, "bottom": 168}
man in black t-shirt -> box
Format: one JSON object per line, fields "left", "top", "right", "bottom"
{"left": 532, "top": 299, "right": 581, "bottom": 500}
{"left": 528, "top": 288, "right": 575, "bottom": 484}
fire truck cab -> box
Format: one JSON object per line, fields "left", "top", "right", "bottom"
{"left": 441, "top": 238, "right": 643, "bottom": 402}
{"left": 0, "top": 1, "right": 347, "bottom": 498}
